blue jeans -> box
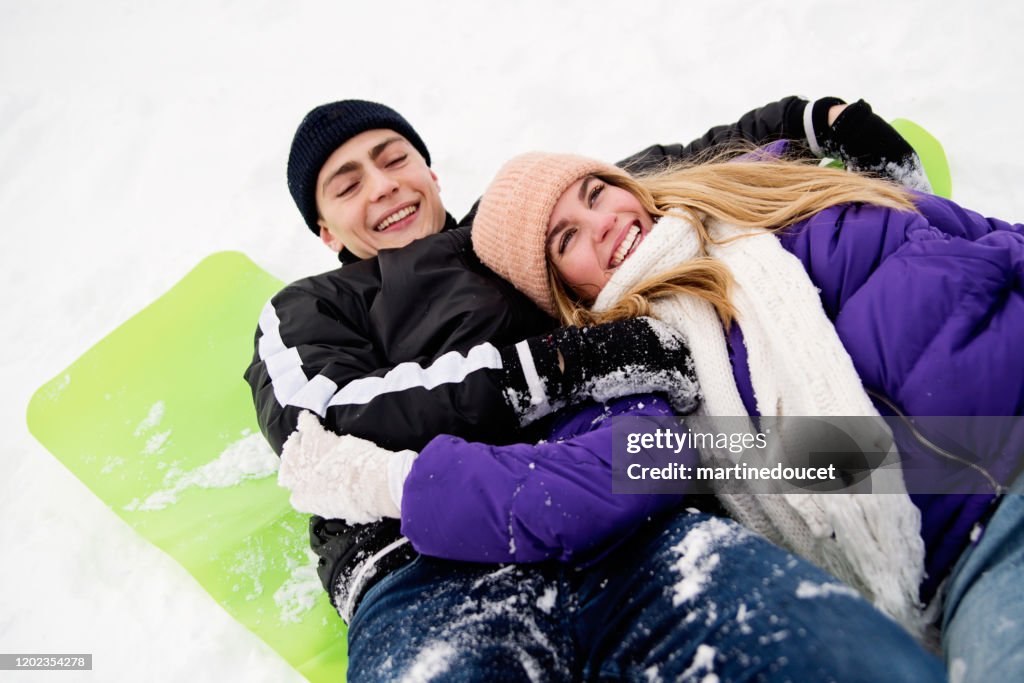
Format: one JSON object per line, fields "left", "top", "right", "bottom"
{"left": 942, "top": 471, "right": 1024, "bottom": 682}
{"left": 349, "top": 510, "right": 943, "bottom": 682}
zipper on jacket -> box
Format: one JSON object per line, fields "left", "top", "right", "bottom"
{"left": 867, "top": 390, "right": 1006, "bottom": 495}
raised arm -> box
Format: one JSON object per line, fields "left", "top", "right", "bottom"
{"left": 620, "top": 95, "right": 811, "bottom": 170}
{"left": 620, "top": 96, "right": 929, "bottom": 191}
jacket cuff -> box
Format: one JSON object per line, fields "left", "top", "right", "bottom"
{"left": 387, "top": 449, "right": 418, "bottom": 511}
{"left": 498, "top": 335, "right": 564, "bottom": 424}
{"left": 803, "top": 97, "right": 846, "bottom": 157}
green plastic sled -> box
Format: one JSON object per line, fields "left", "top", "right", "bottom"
{"left": 26, "top": 252, "right": 348, "bottom": 682}
{"left": 889, "top": 118, "right": 953, "bottom": 199}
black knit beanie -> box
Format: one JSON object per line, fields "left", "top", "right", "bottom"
{"left": 287, "top": 100, "right": 431, "bottom": 236}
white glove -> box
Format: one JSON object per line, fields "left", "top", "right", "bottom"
{"left": 278, "top": 411, "right": 417, "bottom": 524}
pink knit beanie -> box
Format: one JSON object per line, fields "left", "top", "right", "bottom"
{"left": 472, "top": 152, "right": 619, "bottom": 317}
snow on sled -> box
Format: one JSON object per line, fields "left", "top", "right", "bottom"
{"left": 26, "top": 251, "right": 348, "bottom": 683}
{"left": 890, "top": 118, "right": 953, "bottom": 199}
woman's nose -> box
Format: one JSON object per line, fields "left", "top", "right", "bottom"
{"left": 593, "top": 212, "right": 616, "bottom": 243}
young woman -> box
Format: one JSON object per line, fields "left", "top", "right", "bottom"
{"left": 274, "top": 147, "right": 980, "bottom": 680}
{"left": 463, "top": 149, "right": 1022, "bottom": 680}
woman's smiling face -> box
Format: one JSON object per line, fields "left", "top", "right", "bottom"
{"left": 546, "top": 175, "right": 654, "bottom": 302}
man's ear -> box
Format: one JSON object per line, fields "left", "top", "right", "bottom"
{"left": 430, "top": 169, "right": 441, "bottom": 193}
{"left": 319, "top": 224, "right": 343, "bottom": 253}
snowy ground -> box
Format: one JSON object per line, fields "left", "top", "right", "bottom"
{"left": 2, "top": 1, "right": 1023, "bottom": 680}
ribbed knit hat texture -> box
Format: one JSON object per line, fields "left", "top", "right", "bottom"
{"left": 287, "top": 100, "right": 431, "bottom": 236}
{"left": 472, "top": 152, "right": 619, "bottom": 317}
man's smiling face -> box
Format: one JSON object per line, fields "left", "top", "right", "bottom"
{"left": 315, "top": 129, "right": 446, "bottom": 258}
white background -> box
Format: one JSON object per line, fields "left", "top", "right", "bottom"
{"left": 2, "top": 1, "right": 1022, "bottom": 680}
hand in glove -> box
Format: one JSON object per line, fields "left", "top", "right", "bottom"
{"left": 812, "top": 98, "right": 932, "bottom": 192}
{"left": 497, "top": 316, "right": 700, "bottom": 425}
{"left": 279, "top": 411, "right": 417, "bottom": 524}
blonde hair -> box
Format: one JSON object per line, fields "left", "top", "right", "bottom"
{"left": 553, "top": 151, "right": 919, "bottom": 327}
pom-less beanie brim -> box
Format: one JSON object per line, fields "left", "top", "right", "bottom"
{"left": 286, "top": 100, "right": 431, "bottom": 236}
{"left": 472, "top": 152, "right": 619, "bottom": 317}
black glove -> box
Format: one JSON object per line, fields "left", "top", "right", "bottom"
{"left": 815, "top": 99, "right": 931, "bottom": 191}
{"left": 309, "top": 515, "right": 416, "bottom": 621}
{"left": 497, "top": 316, "right": 700, "bottom": 424}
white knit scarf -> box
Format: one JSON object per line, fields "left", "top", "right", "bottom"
{"left": 593, "top": 214, "right": 928, "bottom": 638}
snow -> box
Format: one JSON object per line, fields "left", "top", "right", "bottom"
{"left": 670, "top": 516, "right": 745, "bottom": 606}
{"left": 273, "top": 551, "right": 328, "bottom": 625}
{"left": 398, "top": 642, "right": 457, "bottom": 683}
{"left": 124, "top": 432, "right": 278, "bottom": 512}
{"left": 795, "top": 580, "right": 862, "bottom": 600}
{"left": 949, "top": 658, "right": 968, "bottom": 683}
{"left": 392, "top": 566, "right": 568, "bottom": 681}
{"left": 132, "top": 401, "right": 165, "bottom": 436}
{"left": 3, "top": 1, "right": 1023, "bottom": 681}
{"left": 536, "top": 586, "right": 558, "bottom": 614}
{"left": 140, "top": 430, "right": 171, "bottom": 456}
{"left": 588, "top": 365, "right": 701, "bottom": 415}
{"left": 681, "top": 644, "right": 719, "bottom": 683}
{"left": 736, "top": 603, "right": 754, "bottom": 635}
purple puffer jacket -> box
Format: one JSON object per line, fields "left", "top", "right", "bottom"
{"left": 774, "top": 192, "right": 1024, "bottom": 599}
{"left": 402, "top": 192, "right": 1023, "bottom": 600}
{"left": 400, "top": 394, "right": 690, "bottom": 564}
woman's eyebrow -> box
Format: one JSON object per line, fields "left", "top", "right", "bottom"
{"left": 545, "top": 178, "right": 595, "bottom": 255}
{"left": 578, "top": 176, "right": 593, "bottom": 203}
{"left": 545, "top": 219, "right": 569, "bottom": 255}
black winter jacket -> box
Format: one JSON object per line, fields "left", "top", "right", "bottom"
{"left": 246, "top": 95, "right": 819, "bottom": 619}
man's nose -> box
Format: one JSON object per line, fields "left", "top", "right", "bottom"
{"left": 366, "top": 168, "right": 399, "bottom": 201}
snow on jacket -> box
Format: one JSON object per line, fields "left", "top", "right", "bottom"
{"left": 244, "top": 96, "right": 841, "bottom": 614}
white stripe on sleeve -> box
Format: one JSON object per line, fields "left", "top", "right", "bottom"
{"left": 804, "top": 99, "right": 824, "bottom": 158}
{"left": 326, "top": 344, "right": 503, "bottom": 409}
{"left": 514, "top": 339, "right": 552, "bottom": 421}
{"left": 257, "top": 298, "right": 504, "bottom": 417}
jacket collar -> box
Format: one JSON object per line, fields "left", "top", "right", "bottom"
{"left": 337, "top": 212, "right": 459, "bottom": 265}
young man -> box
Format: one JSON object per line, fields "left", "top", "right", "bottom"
{"left": 246, "top": 98, "right": 937, "bottom": 680}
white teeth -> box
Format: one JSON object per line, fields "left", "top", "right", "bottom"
{"left": 375, "top": 205, "right": 417, "bottom": 231}
{"left": 610, "top": 225, "right": 640, "bottom": 267}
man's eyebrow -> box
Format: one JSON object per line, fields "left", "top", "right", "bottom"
{"left": 320, "top": 160, "right": 361, "bottom": 194}
{"left": 369, "top": 136, "right": 404, "bottom": 160}
{"left": 319, "top": 137, "right": 406, "bottom": 194}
